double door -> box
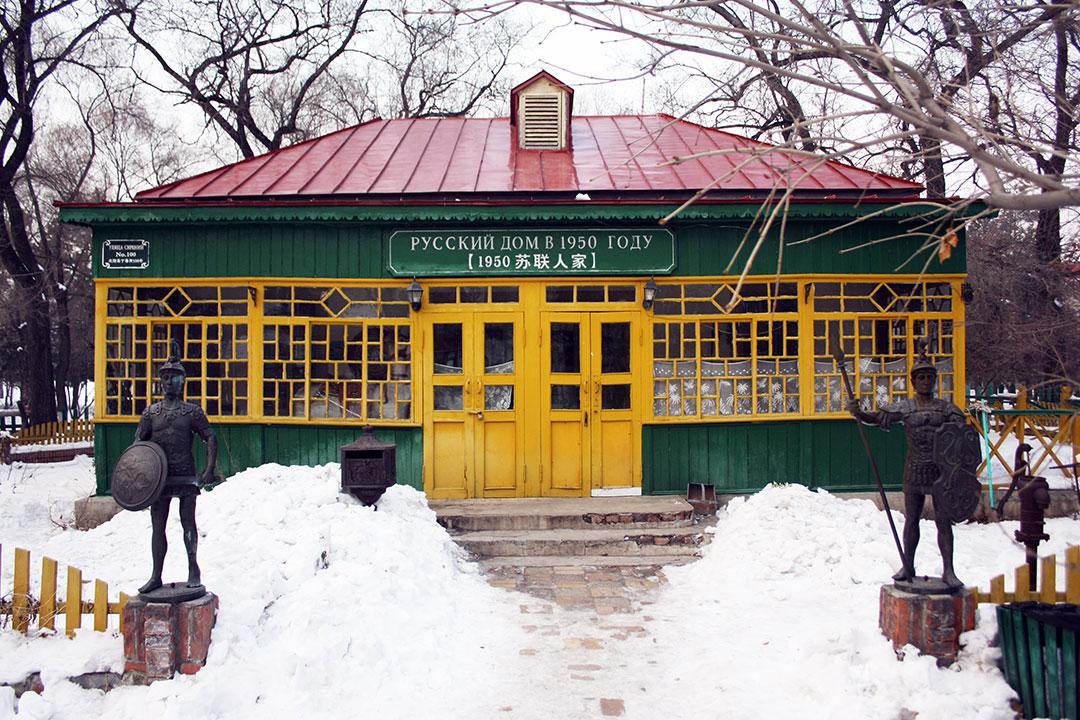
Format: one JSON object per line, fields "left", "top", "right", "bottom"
{"left": 541, "top": 312, "right": 639, "bottom": 495}
{"left": 422, "top": 310, "right": 639, "bottom": 498}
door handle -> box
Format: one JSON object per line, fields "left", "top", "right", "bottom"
{"left": 469, "top": 410, "right": 484, "bottom": 420}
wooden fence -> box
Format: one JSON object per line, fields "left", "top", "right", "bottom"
{"left": 969, "top": 385, "right": 1079, "bottom": 480}
{"left": 971, "top": 546, "right": 1080, "bottom": 605}
{"left": 12, "top": 419, "right": 94, "bottom": 447}
{"left": 0, "top": 544, "right": 128, "bottom": 636}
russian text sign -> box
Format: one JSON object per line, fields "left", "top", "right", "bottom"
{"left": 387, "top": 228, "right": 675, "bottom": 276}
{"left": 102, "top": 239, "right": 150, "bottom": 270}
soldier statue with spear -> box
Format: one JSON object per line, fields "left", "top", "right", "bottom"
{"left": 836, "top": 336, "right": 981, "bottom": 591}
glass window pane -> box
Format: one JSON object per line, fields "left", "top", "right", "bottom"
{"left": 484, "top": 323, "right": 514, "bottom": 373}
{"left": 429, "top": 287, "right": 457, "bottom": 304}
{"left": 550, "top": 322, "right": 580, "bottom": 373}
{"left": 576, "top": 286, "right": 604, "bottom": 302}
{"left": 551, "top": 384, "right": 580, "bottom": 410}
{"left": 601, "top": 322, "right": 630, "bottom": 373}
{"left": 602, "top": 384, "right": 631, "bottom": 409}
{"left": 434, "top": 386, "right": 463, "bottom": 410}
{"left": 608, "top": 286, "right": 635, "bottom": 302}
{"left": 485, "top": 385, "right": 514, "bottom": 410}
{"left": 491, "top": 286, "right": 519, "bottom": 303}
{"left": 433, "top": 324, "right": 462, "bottom": 374}
{"left": 460, "top": 286, "right": 487, "bottom": 303}
{"left": 546, "top": 286, "right": 573, "bottom": 303}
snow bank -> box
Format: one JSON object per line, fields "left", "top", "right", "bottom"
{"left": 641, "top": 484, "right": 1080, "bottom": 720}
{"left": 2, "top": 463, "right": 526, "bottom": 719}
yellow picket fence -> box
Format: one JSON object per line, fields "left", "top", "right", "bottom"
{"left": 971, "top": 546, "right": 1080, "bottom": 605}
{"left": 0, "top": 545, "right": 128, "bottom": 636}
{"left": 12, "top": 419, "right": 94, "bottom": 447}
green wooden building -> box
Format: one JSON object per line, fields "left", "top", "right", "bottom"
{"left": 61, "top": 72, "right": 969, "bottom": 500}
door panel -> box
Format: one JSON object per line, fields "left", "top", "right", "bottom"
{"left": 473, "top": 314, "right": 524, "bottom": 496}
{"left": 423, "top": 312, "right": 523, "bottom": 499}
{"left": 426, "top": 318, "right": 471, "bottom": 498}
{"left": 591, "top": 313, "right": 639, "bottom": 490}
{"left": 541, "top": 313, "right": 589, "bottom": 495}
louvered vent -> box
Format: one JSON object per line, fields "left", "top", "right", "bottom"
{"left": 520, "top": 94, "right": 564, "bottom": 150}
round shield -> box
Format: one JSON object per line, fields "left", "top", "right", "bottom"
{"left": 111, "top": 441, "right": 168, "bottom": 511}
{"left": 932, "top": 421, "right": 983, "bottom": 523}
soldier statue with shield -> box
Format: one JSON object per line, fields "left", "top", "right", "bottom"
{"left": 111, "top": 341, "right": 218, "bottom": 599}
{"left": 845, "top": 340, "right": 981, "bottom": 591}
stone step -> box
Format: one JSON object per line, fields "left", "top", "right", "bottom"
{"left": 476, "top": 554, "right": 702, "bottom": 571}
{"left": 431, "top": 496, "right": 695, "bottom": 532}
{"left": 453, "top": 525, "right": 710, "bottom": 558}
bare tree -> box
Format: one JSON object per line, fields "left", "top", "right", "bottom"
{"left": 966, "top": 211, "right": 1080, "bottom": 387}
{"left": 462, "top": 0, "right": 1080, "bottom": 213}
{"left": 0, "top": 0, "right": 117, "bottom": 425}
{"left": 113, "top": 0, "right": 374, "bottom": 158}
{"left": 373, "top": 3, "right": 521, "bottom": 118}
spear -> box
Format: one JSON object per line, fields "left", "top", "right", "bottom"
{"left": 829, "top": 330, "right": 908, "bottom": 574}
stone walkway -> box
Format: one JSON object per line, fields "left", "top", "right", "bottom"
{"left": 485, "top": 564, "right": 668, "bottom": 615}
{"left": 482, "top": 563, "right": 673, "bottom": 718}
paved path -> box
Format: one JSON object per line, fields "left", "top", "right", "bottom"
{"left": 482, "top": 562, "right": 673, "bottom": 718}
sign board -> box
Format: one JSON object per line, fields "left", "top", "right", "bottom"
{"left": 102, "top": 239, "right": 149, "bottom": 270}
{"left": 387, "top": 228, "right": 675, "bottom": 276}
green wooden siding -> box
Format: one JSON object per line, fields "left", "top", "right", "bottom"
{"left": 95, "top": 424, "right": 423, "bottom": 496}
{"left": 90, "top": 217, "right": 964, "bottom": 280}
{"left": 642, "top": 420, "right": 907, "bottom": 494}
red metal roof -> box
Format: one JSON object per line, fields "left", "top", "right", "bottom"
{"left": 134, "top": 115, "right": 922, "bottom": 203}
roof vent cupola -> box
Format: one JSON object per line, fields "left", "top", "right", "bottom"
{"left": 510, "top": 71, "right": 574, "bottom": 151}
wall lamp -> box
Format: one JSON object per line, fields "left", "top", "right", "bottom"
{"left": 642, "top": 277, "right": 658, "bottom": 310}
{"left": 406, "top": 278, "right": 423, "bottom": 312}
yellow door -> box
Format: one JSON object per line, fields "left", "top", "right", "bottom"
{"left": 540, "top": 312, "right": 641, "bottom": 495}
{"left": 590, "top": 313, "right": 639, "bottom": 491}
{"left": 423, "top": 312, "right": 524, "bottom": 498}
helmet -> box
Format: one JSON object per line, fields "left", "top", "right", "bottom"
{"left": 910, "top": 338, "right": 937, "bottom": 377}
{"left": 158, "top": 339, "right": 186, "bottom": 377}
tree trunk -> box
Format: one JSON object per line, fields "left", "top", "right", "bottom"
{"left": 20, "top": 286, "right": 58, "bottom": 425}
{"left": 920, "top": 136, "right": 947, "bottom": 199}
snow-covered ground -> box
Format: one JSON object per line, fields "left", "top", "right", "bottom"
{"left": 3, "top": 459, "right": 1079, "bottom": 719}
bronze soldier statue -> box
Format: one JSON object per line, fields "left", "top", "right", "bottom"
{"left": 848, "top": 344, "right": 979, "bottom": 590}
{"left": 134, "top": 343, "right": 217, "bottom": 594}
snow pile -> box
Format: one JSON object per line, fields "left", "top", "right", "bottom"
{"left": 0, "top": 456, "right": 94, "bottom": 556}
{"left": 644, "top": 485, "right": 1019, "bottom": 720}
{"left": 2, "top": 464, "right": 526, "bottom": 719}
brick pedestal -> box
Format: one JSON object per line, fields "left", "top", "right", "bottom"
{"left": 879, "top": 584, "right": 976, "bottom": 666}
{"left": 123, "top": 593, "right": 218, "bottom": 684}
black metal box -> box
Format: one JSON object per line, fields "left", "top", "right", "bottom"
{"left": 340, "top": 426, "right": 397, "bottom": 507}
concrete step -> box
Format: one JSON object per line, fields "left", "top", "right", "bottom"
{"left": 476, "top": 554, "right": 702, "bottom": 571}
{"left": 431, "top": 496, "right": 695, "bottom": 532}
{"left": 454, "top": 525, "right": 710, "bottom": 558}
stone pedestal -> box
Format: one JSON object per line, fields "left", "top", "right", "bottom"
{"left": 122, "top": 592, "right": 218, "bottom": 684}
{"left": 879, "top": 584, "right": 976, "bottom": 666}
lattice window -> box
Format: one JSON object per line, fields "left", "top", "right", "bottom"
{"left": 106, "top": 285, "right": 248, "bottom": 318}
{"left": 149, "top": 322, "right": 249, "bottom": 416}
{"left": 104, "top": 322, "right": 150, "bottom": 416}
{"left": 812, "top": 281, "right": 953, "bottom": 314}
{"left": 103, "top": 286, "right": 249, "bottom": 418}
{"left": 653, "top": 281, "right": 798, "bottom": 316}
{"left": 262, "top": 320, "right": 412, "bottom": 422}
{"left": 652, "top": 318, "right": 799, "bottom": 418}
{"left": 264, "top": 285, "right": 410, "bottom": 318}
{"left": 812, "top": 316, "right": 956, "bottom": 413}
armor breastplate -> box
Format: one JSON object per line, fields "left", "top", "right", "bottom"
{"left": 144, "top": 401, "right": 199, "bottom": 476}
